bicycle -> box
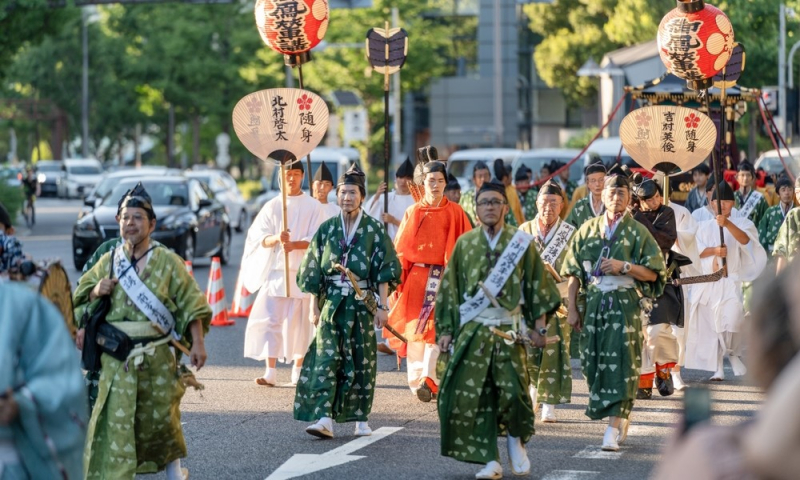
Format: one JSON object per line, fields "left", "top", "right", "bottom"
{"left": 23, "top": 194, "right": 36, "bottom": 228}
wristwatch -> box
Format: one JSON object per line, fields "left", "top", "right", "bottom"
{"left": 621, "top": 261, "right": 632, "bottom": 275}
{"left": 377, "top": 303, "right": 390, "bottom": 312}
{"left": 537, "top": 327, "right": 548, "bottom": 336}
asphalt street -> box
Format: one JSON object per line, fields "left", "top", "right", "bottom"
{"left": 16, "top": 198, "right": 763, "bottom": 480}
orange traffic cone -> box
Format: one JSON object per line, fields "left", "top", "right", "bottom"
{"left": 185, "top": 260, "right": 194, "bottom": 277}
{"left": 207, "top": 257, "right": 234, "bottom": 326}
{"left": 228, "top": 272, "right": 256, "bottom": 318}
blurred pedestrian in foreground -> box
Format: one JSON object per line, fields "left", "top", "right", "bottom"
{"left": 653, "top": 258, "right": 800, "bottom": 480}
{"left": 0, "top": 281, "right": 87, "bottom": 479}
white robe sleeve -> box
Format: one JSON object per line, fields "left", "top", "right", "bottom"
{"left": 241, "top": 200, "right": 277, "bottom": 292}
{"left": 727, "top": 216, "right": 767, "bottom": 283}
{"left": 671, "top": 203, "right": 702, "bottom": 277}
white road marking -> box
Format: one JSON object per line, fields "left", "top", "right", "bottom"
{"left": 542, "top": 470, "right": 600, "bottom": 480}
{"left": 265, "top": 426, "right": 403, "bottom": 480}
{"left": 573, "top": 445, "right": 622, "bottom": 460}
{"left": 23, "top": 235, "right": 72, "bottom": 241}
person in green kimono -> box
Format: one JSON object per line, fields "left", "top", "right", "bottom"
{"left": 1, "top": 281, "right": 88, "bottom": 479}
{"left": 519, "top": 180, "right": 575, "bottom": 424}
{"left": 294, "top": 165, "right": 401, "bottom": 439}
{"left": 515, "top": 167, "right": 538, "bottom": 221}
{"left": 734, "top": 161, "right": 769, "bottom": 227}
{"left": 552, "top": 160, "right": 578, "bottom": 201}
{"left": 758, "top": 176, "right": 795, "bottom": 255}
{"left": 74, "top": 183, "right": 211, "bottom": 480}
{"left": 460, "top": 161, "right": 491, "bottom": 226}
{"left": 561, "top": 173, "right": 666, "bottom": 452}
{"left": 436, "top": 180, "right": 561, "bottom": 479}
{"left": 566, "top": 160, "right": 606, "bottom": 227}
{"left": 774, "top": 176, "right": 800, "bottom": 273}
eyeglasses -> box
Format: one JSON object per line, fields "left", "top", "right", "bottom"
{"left": 476, "top": 199, "right": 507, "bottom": 207}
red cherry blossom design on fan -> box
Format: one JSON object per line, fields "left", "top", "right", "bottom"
{"left": 297, "top": 94, "right": 313, "bottom": 111}
{"left": 685, "top": 113, "right": 701, "bottom": 129}
{"left": 635, "top": 111, "right": 651, "bottom": 127}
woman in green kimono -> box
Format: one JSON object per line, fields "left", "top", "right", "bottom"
{"left": 561, "top": 174, "right": 665, "bottom": 452}
{"left": 74, "top": 183, "right": 211, "bottom": 480}
{"left": 294, "top": 165, "right": 401, "bottom": 439}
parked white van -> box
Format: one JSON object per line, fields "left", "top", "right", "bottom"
{"left": 59, "top": 158, "right": 104, "bottom": 199}
{"left": 447, "top": 148, "right": 522, "bottom": 190}
{"left": 254, "top": 147, "right": 367, "bottom": 210}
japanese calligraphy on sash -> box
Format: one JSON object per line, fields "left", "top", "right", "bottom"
{"left": 539, "top": 221, "right": 576, "bottom": 266}
{"left": 739, "top": 190, "right": 763, "bottom": 220}
{"left": 458, "top": 230, "right": 533, "bottom": 326}
{"left": 113, "top": 246, "right": 176, "bottom": 336}
{"left": 415, "top": 264, "right": 444, "bottom": 334}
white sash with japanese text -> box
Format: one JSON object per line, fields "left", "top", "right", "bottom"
{"left": 739, "top": 190, "right": 763, "bottom": 220}
{"left": 459, "top": 230, "right": 533, "bottom": 326}
{"left": 540, "top": 220, "right": 576, "bottom": 266}
{"left": 113, "top": 246, "right": 176, "bottom": 337}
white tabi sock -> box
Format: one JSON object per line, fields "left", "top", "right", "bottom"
{"left": 166, "top": 459, "right": 184, "bottom": 480}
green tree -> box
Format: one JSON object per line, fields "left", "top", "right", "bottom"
{"left": 526, "top": 0, "right": 786, "bottom": 105}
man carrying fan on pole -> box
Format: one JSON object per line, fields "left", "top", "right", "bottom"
{"left": 387, "top": 161, "right": 471, "bottom": 402}
{"left": 436, "top": 180, "right": 561, "bottom": 479}
{"left": 294, "top": 165, "right": 401, "bottom": 439}
{"left": 74, "top": 182, "right": 211, "bottom": 480}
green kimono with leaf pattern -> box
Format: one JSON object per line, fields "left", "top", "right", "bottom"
{"left": 518, "top": 189, "right": 538, "bottom": 222}
{"left": 460, "top": 188, "right": 518, "bottom": 227}
{"left": 758, "top": 205, "right": 793, "bottom": 254}
{"left": 565, "top": 194, "right": 604, "bottom": 228}
{"left": 560, "top": 214, "right": 665, "bottom": 420}
{"left": 520, "top": 218, "right": 573, "bottom": 405}
{"left": 735, "top": 190, "right": 769, "bottom": 228}
{"left": 294, "top": 211, "right": 400, "bottom": 423}
{"left": 773, "top": 208, "right": 800, "bottom": 262}
{"left": 74, "top": 246, "right": 211, "bottom": 478}
{"left": 436, "top": 225, "right": 561, "bottom": 465}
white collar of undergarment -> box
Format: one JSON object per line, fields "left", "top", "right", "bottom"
{"left": 340, "top": 209, "right": 363, "bottom": 244}
{"left": 535, "top": 216, "right": 560, "bottom": 244}
{"left": 589, "top": 192, "right": 605, "bottom": 217}
{"left": 483, "top": 226, "right": 503, "bottom": 251}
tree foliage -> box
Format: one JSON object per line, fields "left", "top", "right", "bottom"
{"left": 526, "top": 0, "right": 788, "bottom": 106}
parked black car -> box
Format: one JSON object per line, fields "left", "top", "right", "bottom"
{"left": 72, "top": 177, "right": 231, "bottom": 270}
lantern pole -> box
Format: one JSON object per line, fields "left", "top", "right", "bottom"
{"left": 702, "top": 91, "right": 728, "bottom": 277}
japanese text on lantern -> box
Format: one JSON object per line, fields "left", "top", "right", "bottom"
{"left": 270, "top": 0, "right": 310, "bottom": 53}
{"left": 662, "top": 18, "right": 704, "bottom": 80}
{"left": 271, "top": 95, "right": 288, "bottom": 141}
{"left": 661, "top": 111, "right": 676, "bottom": 154}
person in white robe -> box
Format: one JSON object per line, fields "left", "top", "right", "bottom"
{"left": 365, "top": 157, "right": 416, "bottom": 241}
{"left": 312, "top": 161, "right": 341, "bottom": 221}
{"left": 692, "top": 177, "right": 741, "bottom": 223}
{"left": 668, "top": 199, "right": 700, "bottom": 390}
{"left": 685, "top": 181, "right": 767, "bottom": 381}
{"left": 242, "top": 158, "right": 323, "bottom": 387}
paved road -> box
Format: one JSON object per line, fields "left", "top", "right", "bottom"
{"left": 16, "top": 199, "right": 763, "bottom": 480}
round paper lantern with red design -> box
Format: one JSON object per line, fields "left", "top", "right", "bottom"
{"left": 657, "top": 0, "right": 734, "bottom": 91}
{"left": 255, "top": 0, "right": 329, "bottom": 66}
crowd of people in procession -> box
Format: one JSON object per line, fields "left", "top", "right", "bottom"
{"left": 1, "top": 146, "right": 800, "bottom": 479}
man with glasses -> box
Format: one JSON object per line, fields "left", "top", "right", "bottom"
{"left": 566, "top": 160, "right": 606, "bottom": 227}
{"left": 436, "top": 180, "right": 561, "bottom": 479}
{"left": 519, "top": 181, "right": 575, "bottom": 423}
{"left": 388, "top": 161, "right": 471, "bottom": 402}
{"left": 561, "top": 172, "right": 666, "bottom": 452}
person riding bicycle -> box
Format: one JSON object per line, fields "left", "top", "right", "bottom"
{"left": 21, "top": 165, "right": 39, "bottom": 226}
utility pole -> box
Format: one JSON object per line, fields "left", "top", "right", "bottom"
{"left": 493, "top": 0, "right": 503, "bottom": 147}
{"left": 81, "top": 7, "right": 90, "bottom": 157}
{"left": 780, "top": 2, "right": 787, "bottom": 138}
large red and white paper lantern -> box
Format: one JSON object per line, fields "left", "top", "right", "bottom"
{"left": 255, "top": 0, "right": 329, "bottom": 66}
{"left": 657, "top": 0, "right": 734, "bottom": 90}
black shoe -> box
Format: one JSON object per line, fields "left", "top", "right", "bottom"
{"left": 656, "top": 371, "right": 675, "bottom": 397}
{"left": 636, "top": 388, "right": 652, "bottom": 400}
{"left": 417, "top": 382, "right": 433, "bottom": 403}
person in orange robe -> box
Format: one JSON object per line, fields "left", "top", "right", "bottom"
{"left": 387, "top": 161, "right": 472, "bottom": 402}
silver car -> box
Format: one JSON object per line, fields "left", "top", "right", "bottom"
{"left": 185, "top": 169, "right": 249, "bottom": 232}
